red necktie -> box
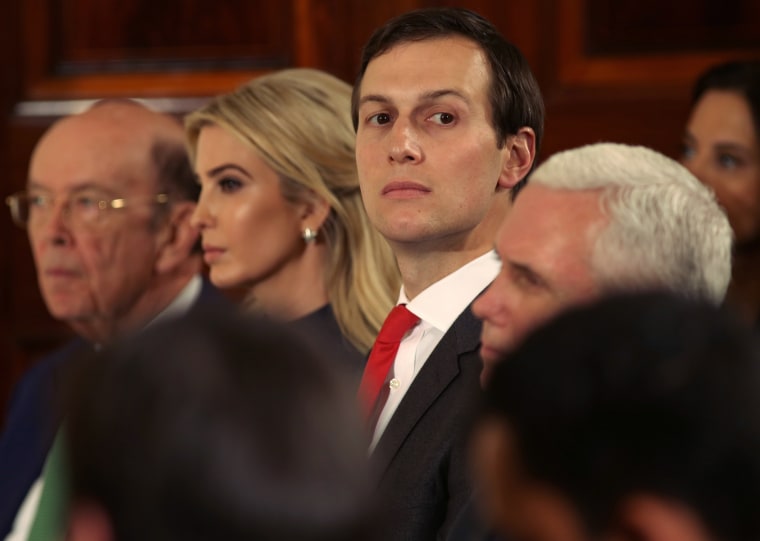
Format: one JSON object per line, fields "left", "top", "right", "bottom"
{"left": 358, "top": 304, "right": 420, "bottom": 416}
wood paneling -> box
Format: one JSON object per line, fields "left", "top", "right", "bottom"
{"left": 588, "top": 0, "right": 760, "bottom": 54}
{"left": 2, "top": 0, "right": 760, "bottom": 425}
{"left": 22, "top": 0, "right": 294, "bottom": 99}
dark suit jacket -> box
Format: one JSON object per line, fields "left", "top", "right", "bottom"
{"left": 0, "top": 278, "right": 227, "bottom": 538}
{"left": 0, "top": 338, "right": 86, "bottom": 538}
{"left": 370, "top": 306, "right": 483, "bottom": 541}
{"left": 289, "top": 303, "right": 366, "bottom": 377}
{"left": 445, "top": 496, "right": 507, "bottom": 541}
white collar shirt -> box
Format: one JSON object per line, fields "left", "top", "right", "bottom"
{"left": 370, "top": 250, "right": 500, "bottom": 450}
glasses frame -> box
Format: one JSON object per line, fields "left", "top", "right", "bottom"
{"left": 5, "top": 191, "right": 170, "bottom": 229}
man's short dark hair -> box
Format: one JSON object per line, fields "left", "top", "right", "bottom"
{"left": 151, "top": 137, "right": 199, "bottom": 203}
{"left": 67, "top": 307, "right": 372, "bottom": 541}
{"left": 482, "top": 291, "right": 760, "bottom": 541}
{"left": 149, "top": 137, "right": 200, "bottom": 251}
{"left": 351, "top": 7, "right": 544, "bottom": 194}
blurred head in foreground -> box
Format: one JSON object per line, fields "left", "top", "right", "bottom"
{"left": 472, "top": 291, "right": 760, "bottom": 541}
{"left": 66, "top": 307, "right": 371, "bottom": 541}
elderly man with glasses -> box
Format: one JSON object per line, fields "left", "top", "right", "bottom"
{"left": 0, "top": 100, "right": 223, "bottom": 540}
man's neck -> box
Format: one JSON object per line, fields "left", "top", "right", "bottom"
{"left": 394, "top": 193, "right": 509, "bottom": 299}
{"left": 396, "top": 246, "right": 492, "bottom": 300}
{"left": 69, "top": 269, "right": 199, "bottom": 344}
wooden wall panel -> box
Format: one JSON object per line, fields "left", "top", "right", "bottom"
{"left": 0, "top": 0, "right": 25, "bottom": 419}
{"left": 588, "top": 0, "right": 760, "bottom": 54}
{"left": 23, "top": 0, "right": 294, "bottom": 99}
{"left": 539, "top": 0, "right": 760, "bottom": 161}
{"left": 2, "top": 0, "right": 760, "bottom": 425}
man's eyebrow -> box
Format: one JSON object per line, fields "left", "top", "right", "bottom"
{"left": 26, "top": 180, "right": 117, "bottom": 195}
{"left": 509, "top": 260, "right": 548, "bottom": 287}
{"left": 358, "top": 94, "right": 390, "bottom": 108}
{"left": 358, "top": 89, "right": 471, "bottom": 108}
{"left": 420, "top": 89, "right": 470, "bottom": 105}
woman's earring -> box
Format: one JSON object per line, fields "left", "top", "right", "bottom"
{"left": 302, "top": 227, "right": 318, "bottom": 244}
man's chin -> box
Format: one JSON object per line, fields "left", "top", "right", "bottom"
{"left": 45, "top": 300, "right": 91, "bottom": 324}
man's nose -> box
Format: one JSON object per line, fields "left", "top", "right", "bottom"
{"left": 387, "top": 119, "right": 423, "bottom": 164}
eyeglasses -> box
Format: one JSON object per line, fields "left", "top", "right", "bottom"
{"left": 5, "top": 190, "right": 169, "bottom": 229}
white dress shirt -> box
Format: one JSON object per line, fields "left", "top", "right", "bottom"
{"left": 370, "top": 251, "right": 500, "bottom": 450}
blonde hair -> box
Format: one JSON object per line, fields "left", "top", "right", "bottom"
{"left": 186, "top": 68, "right": 400, "bottom": 352}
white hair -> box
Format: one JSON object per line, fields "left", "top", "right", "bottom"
{"left": 529, "top": 143, "right": 733, "bottom": 304}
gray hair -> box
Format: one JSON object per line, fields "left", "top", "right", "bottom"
{"left": 529, "top": 143, "right": 732, "bottom": 304}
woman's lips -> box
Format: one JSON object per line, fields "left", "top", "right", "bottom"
{"left": 202, "top": 246, "right": 225, "bottom": 264}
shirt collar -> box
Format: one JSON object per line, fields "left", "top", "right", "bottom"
{"left": 400, "top": 250, "right": 500, "bottom": 332}
{"left": 145, "top": 274, "right": 203, "bottom": 328}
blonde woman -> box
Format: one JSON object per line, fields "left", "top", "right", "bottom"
{"left": 187, "top": 68, "right": 399, "bottom": 370}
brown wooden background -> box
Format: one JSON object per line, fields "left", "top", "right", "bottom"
{"left": 2, "top": 0, "right": 759, "bottom": 425}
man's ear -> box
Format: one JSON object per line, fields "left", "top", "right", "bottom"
{"left": 608, "top": 495, "right": 713, "bottom": 541}
{"left": 68, "top": 501, "right": 115, "bottom": 541}
{"left": 155, "top": 201, "right": 201, "bottom": 275}
{"left": 497, "top": 127, "right": 536, "bottom": 190}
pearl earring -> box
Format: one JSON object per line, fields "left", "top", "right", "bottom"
{"left": 302, "top": 227, "right": 317, "bottom": 243}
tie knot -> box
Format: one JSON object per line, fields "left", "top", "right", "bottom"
{"left": 376, "top": 304, "right": 420, "bottom": 345}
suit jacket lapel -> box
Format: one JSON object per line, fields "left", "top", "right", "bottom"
{"left": 371, "top": 307, "right": 482, "bottom": 478}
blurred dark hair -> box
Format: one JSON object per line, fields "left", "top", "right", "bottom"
{"left": 351, "top": 7, "right": 544, "bottom": 196}
{"left": 482, "top": 291, "right": 760, "bottom": 541}
{"left": 67, "top": 307, "right": 372, "bottom": 541}
{"left": 692, "top": 60, "right": 760, "bottom": 140}
{"left": 151, "top": 138, "right": 199, "bottom": 203}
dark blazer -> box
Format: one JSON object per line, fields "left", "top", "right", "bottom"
{"left": 0, "top": 278, "right": 227, "bottom": 538}
{"left": 289, "top": 303, "right": 366, "bottom": 377}
{"left": 445, "top": 496, "right": 507, "bottom": 541}
{"left": 370, "top": 305, "right": 483, "bottom": 541}
{"left": 0, "top": 338, "right": 86, "bottom": 538}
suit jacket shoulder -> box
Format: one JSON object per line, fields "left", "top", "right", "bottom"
{"left": 0, "top": 337, "right": 86, "bottom": 538}
{"left": 371, "top": 306, "right": 483, "bottom": 541}
{"left": 0, "top": 277, "right": 226, "bottom": 538}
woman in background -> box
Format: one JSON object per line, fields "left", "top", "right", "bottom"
{"left": 681, "top": 60, "right": 760, "bottom": 326}
{"left": 187, "top": 68, "right": 399, "bottom": 368}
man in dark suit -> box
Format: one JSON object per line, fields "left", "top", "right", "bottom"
{"left": 351, "top": 8, "right": 544, "bottom": 540}
{"left": 0, "top": 100, "right": 220, "bottom": 539}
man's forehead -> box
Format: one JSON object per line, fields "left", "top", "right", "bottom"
{"left": 360, "top": 36, "right": 489, "bottom": 101}
{"left": 30, "top": 121, "right": 155, "bottom": 194}
{"left": 498, "top": 185, "right": 605, "bottom": 262}
{"left": 509, "top": 184, "right": 604, "bottom": 225}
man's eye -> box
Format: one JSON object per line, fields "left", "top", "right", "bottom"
{"left": 511, "top": 266, "right": 545, "bottom": 291}
{"left": 218, "top": 177, "right": 242, "bottom": 193}
{"left": 28, "top": 194, "right": 50, "bottom": 208}
{"left": 368, "top": 113, "right": 392, "bottom": 126}
{"left": 72, "top": 195, "right": 101, "bottom": 209}
{"left": 429, "top": 112, "right": 455, "bottom": 125}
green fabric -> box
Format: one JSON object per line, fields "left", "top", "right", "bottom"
{"left": 26, "top": 429, "right": 69, "bottom": 541}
